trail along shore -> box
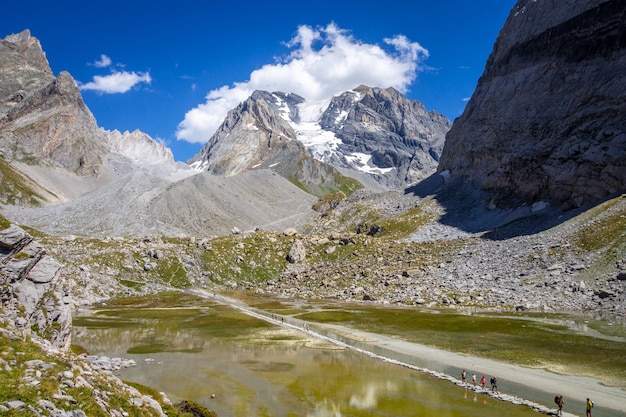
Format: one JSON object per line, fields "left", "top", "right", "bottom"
{"left": 189, "top": 289, "right": 626, "bottom": 417}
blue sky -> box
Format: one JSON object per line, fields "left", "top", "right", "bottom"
{"left": 5, "top": 0, "right": 516, "bottom": 162}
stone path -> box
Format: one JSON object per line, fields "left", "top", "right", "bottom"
{"left": 190, "top": 289, "right": 626, "bottom": 417}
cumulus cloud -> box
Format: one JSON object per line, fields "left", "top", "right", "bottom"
{"left": 92, "top": 54, "right": 112, "bottom": 68}
{"left": 79, "top": 71, "right": 152, "bottom": 94}
{"left": 176, "top": 23, "right": 429, "bottom": 144}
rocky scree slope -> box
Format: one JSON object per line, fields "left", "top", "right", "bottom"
{"left": 2, "top": 168, "right": 319, "bottom": 238}
{"left": 246, "top": 191, "right": 626, "bottom": 317}
{"left": 23, "top": 191, "right": 626, "bottom": 319}
{"left": 438, "top": 0, "right": 626, "bottom": 211}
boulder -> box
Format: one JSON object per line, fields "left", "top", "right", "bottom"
{"left": 286, "top": 239, "right": 306, "bottom": 264}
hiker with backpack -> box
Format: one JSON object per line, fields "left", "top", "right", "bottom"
{"left": 554, "top": 394, "right": 564, "bottom": 416}
{"left": 490, "top": 376, "right": 499, "bottom": 393}
{"left": 586, "top": 398, "right": 594, "bottom": 417}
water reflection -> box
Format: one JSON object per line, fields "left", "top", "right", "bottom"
{"left": 73, "top": 306, "right": 546, "bottom": 417}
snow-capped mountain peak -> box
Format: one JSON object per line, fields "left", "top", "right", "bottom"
{"left": 188, "top": 85, "right": 451, "bottom": 189}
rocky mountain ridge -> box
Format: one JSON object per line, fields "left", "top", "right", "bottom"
{"left": 188, "top": 90, "right": 361, "bottom": 196}
{"left": 438, "top": 0, "right": 625, "bottom": 211}
{"left": 0, "top": 31, "right": 323, "bottom": 239}
{"left": 189, "top": 85, "right": 451, "bottom": 190}
{"left": 0, "top": 30, "right": 175, "bottom": 204}
{"left": 319, "top": 85, "right": 450, "bottom": 187}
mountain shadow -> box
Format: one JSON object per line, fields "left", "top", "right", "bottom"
{"left": 404, "top": 174, "right": 601, "bottom": 241}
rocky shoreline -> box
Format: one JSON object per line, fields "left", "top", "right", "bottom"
{"left": 251, "top": 192, "right": 626, "bottom": 318}
{"left": 0, "top": 326, "right": 168, "bottom": 416}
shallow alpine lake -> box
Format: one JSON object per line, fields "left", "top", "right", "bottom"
{"left": 71, "top": 292, "right": 622, "bottom": 417}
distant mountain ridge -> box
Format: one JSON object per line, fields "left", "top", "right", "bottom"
{"left": 0, "top": 30, "right": 175, "bottom": 203}
{"left": 1, "top": 29, "right": 451, "bottom": 207}
{"left": 189, "top": 85, "right": 451, "bottom": 190}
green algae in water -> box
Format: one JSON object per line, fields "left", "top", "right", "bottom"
{"left": 72, "top": 316, "right": 141, "bottom": 329}
{"left": 297, "top": 306, "right": 626, "bottom": 388}
{"left": 127, "top": 343, "right": 167, "bottom": 354}
{"left": 73, "top": 300, "right": 545, "bottom": 417}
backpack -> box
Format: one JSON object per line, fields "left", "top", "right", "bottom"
{"left": 554, "top": 395, "right": 559, "bottom": 404}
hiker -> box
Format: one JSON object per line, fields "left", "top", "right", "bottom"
{"left": 472, "top": 373, "right": 476, "bottom": 386}
{"left": 461, "top": 370, "right": 467, "bottom": 383}
{"left": 491, "top": 376, "right": 499, "bottom": 393}
{"left": 480, "top": 375, "right": 486, "bottom": 389}
{"left": 554, "top": 394, "right": 564, "bottom": 416}
{"left": 586, "top": 398, "right": 593, "bottom": 417}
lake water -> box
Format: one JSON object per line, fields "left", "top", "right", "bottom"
{"left": 72, "top": 298, "right": 548, "bottom": 417}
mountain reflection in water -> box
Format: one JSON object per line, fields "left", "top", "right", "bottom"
{"left": 73, "top": 304, "right": 542, "bottom": 417}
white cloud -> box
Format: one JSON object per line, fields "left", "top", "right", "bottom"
{"left": 176, "top": 23, "right": 429, "bottom": 144}
{"left": 79, "top": 71, "right": 152, "bottom": 94}
{"left": 92, "top": 54, "right": 112, "bottom": 68}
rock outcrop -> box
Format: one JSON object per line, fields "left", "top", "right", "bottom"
{"left": 0, "top": 30, "right": 107, "bottom": 176}
{"left": 0, "top": 222, "right": 72, "bottom": 348}
{"left": 438, "top": 0, "right": 626, "bottom": 210}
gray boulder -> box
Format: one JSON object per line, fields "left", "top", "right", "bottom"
{"left": 287, "top": 239, "right": 306, "bottom": 264}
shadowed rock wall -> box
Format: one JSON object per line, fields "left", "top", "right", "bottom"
{"left": 438, "top": 0, "right": 625, "bottom": 210}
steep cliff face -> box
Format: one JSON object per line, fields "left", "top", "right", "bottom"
{"left": 0, "top": 29, "right": 53, "bottom": 114}
{"left": 321, "top": 85, "right": 450, "bottom": 188}
{"left": 0, "top": 30, "right": 109, "bottom": 176}
{"left": 438, "top": 0, "right": 626, "bottom": 210}
{"left": 189, "top": 92, "right": 297, "bottom": 176}
{"left": 0, "top": 68, "right": 107, "bottom": 176}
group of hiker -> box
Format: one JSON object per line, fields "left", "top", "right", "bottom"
{"left": 554, "top": 395, "right": 594, "bottom": 417}
{"left": 461, "top": 370, "right": 595, "bottom": 416}
{"left": 460, "top": 370, "right": 499, "bottom": 393}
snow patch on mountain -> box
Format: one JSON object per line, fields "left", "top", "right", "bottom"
{"left": 272, "top": 93, "right": 391, "bottom": 175}
{"left": 272, "top": 93, "right": 293, "bottom": 120}
{"left": 345, "top": 153, "right": 394, "bottom": 174}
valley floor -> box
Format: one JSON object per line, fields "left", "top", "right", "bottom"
{"left": 191, "top": 289, "right": 626, "bottom": 417}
